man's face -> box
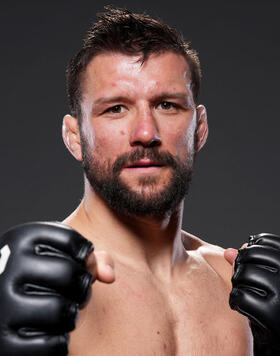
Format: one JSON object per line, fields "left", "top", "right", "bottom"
{"left": 79, "top": 51, "right": 201, "bottom": 217}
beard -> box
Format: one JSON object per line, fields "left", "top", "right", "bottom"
{"left": 81, "top": 138, "right": 195, "bottom": 218}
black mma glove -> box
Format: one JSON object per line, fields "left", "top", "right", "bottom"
{"left": 0, "top": 221, "right": 94, "bottom": 356}
{"left": 229, "top": 233, "right": 280, "bottom": 356}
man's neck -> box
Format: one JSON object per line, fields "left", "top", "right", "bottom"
{"left": 63, "top": 188, "right": 188, "bottom": 281}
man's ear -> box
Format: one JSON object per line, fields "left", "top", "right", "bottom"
{"left": 195, "top": 105, "right": 208, "bottom": 152}
{"left": 62, "top": 115, "right": 83, "bottom": 162}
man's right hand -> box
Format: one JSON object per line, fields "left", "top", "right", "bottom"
{"left": 0, "top": 221, "right": 114, "bottom": 356}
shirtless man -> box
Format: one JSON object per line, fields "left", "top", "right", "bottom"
{"left": 0, "top": 7, "right": 279, "bottom": 356}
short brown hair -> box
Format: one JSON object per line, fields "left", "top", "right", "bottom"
{"left": 66, "top": 6, "right": 201, "bottom": 121}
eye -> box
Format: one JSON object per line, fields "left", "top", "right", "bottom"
{"left": 157, "top": 101, "right": 177, "bottom": 110}
{"left": 105, "top": 105, "right": 125, "bottom": 114}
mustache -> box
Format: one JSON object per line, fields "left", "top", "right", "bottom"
{"left": 112, "top": 147, "right": 179, "bottom": 174}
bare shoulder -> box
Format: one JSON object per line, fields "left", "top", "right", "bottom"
{"left": 182, "top": 231, "right": 232, "bottom": 289}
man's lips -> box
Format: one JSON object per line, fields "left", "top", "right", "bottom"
{"left": 123, "top": 160, "right": 165, "bottom": 173}
{"left": 124, "top": 160, "right": 164, "bottom": 168}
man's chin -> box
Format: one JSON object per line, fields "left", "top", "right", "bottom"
{"left": 108, "top": 183, "right": 180, "bottom": 217}
{"left": 120, "top": 184, "right": 171, "bottom": 201}
{"left": 90, "top": 178, "right": 185, "bottom": 217}
{"left": 119, "top": 175, "right": 171, "bottom": 195}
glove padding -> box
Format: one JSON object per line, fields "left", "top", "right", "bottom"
{"left": 229, "top": 233, "right": 280, "bottom": 355}
{"left": 0, "top": 221, "right": 94, "bottom": 356}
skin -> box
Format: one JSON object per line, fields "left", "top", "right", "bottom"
{"left": 62, "top": 52, "right": 253, "bottom": 355}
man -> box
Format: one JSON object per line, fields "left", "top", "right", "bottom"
{"left": 0, "top": 6, "right": 279, "bottom": 356}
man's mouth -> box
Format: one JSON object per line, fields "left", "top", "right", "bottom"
{"left": 124, "top": 159, "right": 165, "bottom": 172}
{"left": 126, "top": 160, "right": 164, "bottom": 168}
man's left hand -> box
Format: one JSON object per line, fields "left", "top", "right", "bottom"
{"left": 225, "top": 233, "right": 280, "bottom": 354}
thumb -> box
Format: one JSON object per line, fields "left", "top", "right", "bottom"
{"left": 224, "top": 248, "right": 238, "bottom": 266}
{"left": 224, "top": 243, "right": 248, "bottom": 266}
{"left": 87, "top": 250, "right": 116, "bottom": 284}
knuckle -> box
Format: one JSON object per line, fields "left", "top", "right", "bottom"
{"left": 62, "top": 301, "right": 79, "bottom": 332}
{"left": 75, "top": 272, "right": 94, "bottom": 306}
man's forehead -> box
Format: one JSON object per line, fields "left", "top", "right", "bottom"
{"left": 83, "top": 51, "right": 192, "bottom": 92}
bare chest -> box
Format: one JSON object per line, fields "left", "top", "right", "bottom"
{"left": 69, "top": 258, "right": 253, "bottom": 356}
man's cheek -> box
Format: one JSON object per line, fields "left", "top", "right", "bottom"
{"left": 94, "top": 136, "right": 123, "bottom": 157}
{"left": 165, "top": 130, "right": 191, "bottom": 154}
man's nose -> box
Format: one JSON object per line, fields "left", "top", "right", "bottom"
{"left": 129, "top": 107, "right": 161, "bottom": 148}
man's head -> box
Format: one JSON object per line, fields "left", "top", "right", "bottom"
{"left": 66, "top": 6, "right": 201, "bottom": 123}
{"left": 63, "top": 7, "right": 208, "bottom": 218}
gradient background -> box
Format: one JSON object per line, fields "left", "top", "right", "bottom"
{"left": 1, "top": 0, "right": 279, "bottom": 248}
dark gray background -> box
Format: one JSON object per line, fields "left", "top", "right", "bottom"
{"left": 1, "top": 0, "right": 279, "bottom": 248}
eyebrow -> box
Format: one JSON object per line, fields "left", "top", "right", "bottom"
{"left": 94, "top": 96, "right": 132, "bottom": 107}
{"left": 150, "top": 92, "right": 191, "bottom": 104}
{"left": 92, "top": 91, "right": 191, "bottom": 111}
